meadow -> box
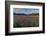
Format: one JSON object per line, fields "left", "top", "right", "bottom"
{"left": 13, "top": 15, "right": 39, "bottom": 28}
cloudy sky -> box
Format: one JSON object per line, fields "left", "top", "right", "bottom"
{"left": 13, "top": 8, "right": 39, "bottom": 14}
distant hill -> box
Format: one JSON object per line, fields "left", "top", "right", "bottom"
{"left": 13, "top": 13, "right": 39, "bottom": 16}
{"left": 13, "top": 13, "right": 26, "bottom": 15}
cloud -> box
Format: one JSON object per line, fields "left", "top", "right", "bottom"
{"left": 13, "top": 8, "right": 39, "bottom": 14}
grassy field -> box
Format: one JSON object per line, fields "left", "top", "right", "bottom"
{"left": 13, "top": 15, "right": 39, "bottom": 28}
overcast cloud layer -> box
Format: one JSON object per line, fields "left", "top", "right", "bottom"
{"left": 13, "top": 8, "right": 39, "bottom": 14}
